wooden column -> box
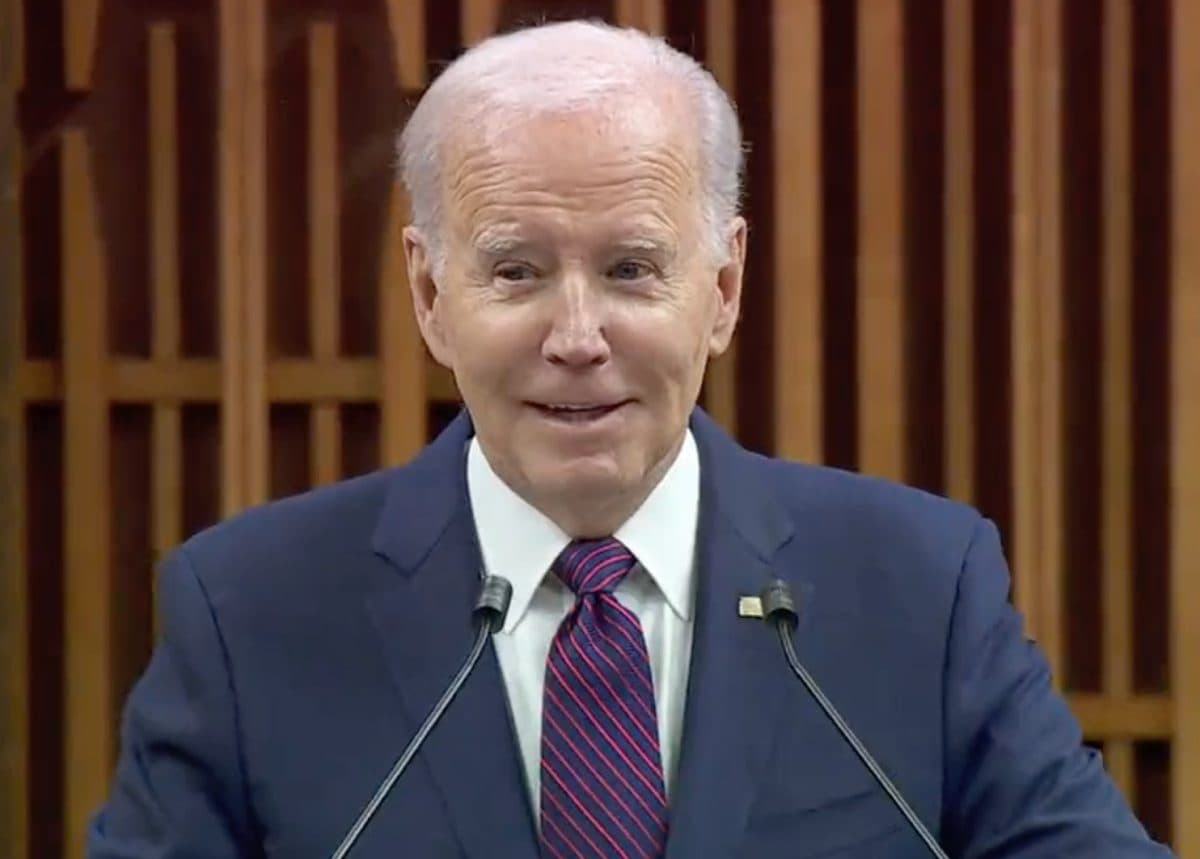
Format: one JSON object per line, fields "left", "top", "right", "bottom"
{"left": 1171, "top": 0, "right": 1200, "bottom": 849}
{"left": 461, "top": 0, "right": 498, "bottom": 47}
{"left": 702, "top": 0, "right": 738, "bottom": 437}
{"left": 62, "top": 4, "right": 109, "bottom": 854}
{"left": 62, "top": 127, "right": 113, "bottom": 859}
{"left": 1099, "top": 0, "right": 1135, "bottom": 802}
{"left": 771, "top": 0, "right": 821, "bottom": 463}
{"left": 615, "top": 0, "right": 666, "bottom": 35}
{"left": 308, "top": 22, "right": 342, "bottom": 487}
{"left": 856, "top": 0, "right": 906, "bottom": 481}
{"left": 1010, "top": 0, "right": 1064, "bottom": 669}
{"left": 219, "top": 0, "right": 269, "bottom": 513}
{"left": 943, "top": 0, "right": 974, "bottom": 504}
{"left": 149, "top": 22, "right": 182, "bottom": 627}
{"left": 382, "top": 0, "right": 429, "bottom": 464}
{"left": 0, "top": 0, "right": 27, "bottom": 851}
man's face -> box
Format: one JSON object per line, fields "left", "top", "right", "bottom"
{"left": 404, "top": 100, "right": 745, "bottom": 526}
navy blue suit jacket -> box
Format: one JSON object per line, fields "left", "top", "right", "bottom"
{"left": 89, "top": 410, "right": 1171, "bottom": 857}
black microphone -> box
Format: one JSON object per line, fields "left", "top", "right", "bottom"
{"left": 329, "top": 575, "right": 513, "bottom": 859}
{"left": 759, "top": 580, "right": 950, "bottom": 859}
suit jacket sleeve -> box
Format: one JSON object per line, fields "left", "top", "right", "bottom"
{"left": 87, "top": 547, "right": 260, "bottom": 858}
{"left": 941, "top": 517, "right": 1173, "bottom": 857}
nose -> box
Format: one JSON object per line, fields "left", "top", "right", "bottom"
{"left": 541, "top": 272, "right": 611, "bottom": 367}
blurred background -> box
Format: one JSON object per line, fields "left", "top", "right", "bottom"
{"left": 1, "top": 0, "right": 1198, "bottom": 857}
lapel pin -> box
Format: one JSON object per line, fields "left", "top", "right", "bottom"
{"left": 737, "top": 595, "right": 764, "bottom": 618}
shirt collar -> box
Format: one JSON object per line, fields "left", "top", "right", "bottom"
{"left": 466, "top": 431, "right": 701, "bottom": 633}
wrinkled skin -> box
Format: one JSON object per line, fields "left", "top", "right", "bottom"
{"left": 404, "top": 98, "right": 746, "bottom": 536}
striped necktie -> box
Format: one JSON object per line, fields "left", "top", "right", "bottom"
{"left": 540, "top": 538, "right": 668, "bottom": 858}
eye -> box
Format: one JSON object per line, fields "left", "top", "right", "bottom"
{"left": 607, "top": 259, "right": 655, "bottom": 281}
{"left": 494, "top": 262, "right": 538, "bottom": 283}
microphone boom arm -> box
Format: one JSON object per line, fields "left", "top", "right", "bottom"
{"left": 762, "top": 581, "right": 950, "bottom": 859}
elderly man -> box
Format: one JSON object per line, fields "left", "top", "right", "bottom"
{"left": 90, "top": 20, "right": 1169, "bottom": 859}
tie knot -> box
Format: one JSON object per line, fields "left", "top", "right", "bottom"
{"left": 554, "top": 538, "right": 636, "bottom": 596}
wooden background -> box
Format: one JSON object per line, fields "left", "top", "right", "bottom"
{"left": 1, "top": 0, "right": 1198, "bottom": 857}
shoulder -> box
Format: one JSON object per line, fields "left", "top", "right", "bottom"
{"left": 165, "top": 468, "right": 400, "bottom": 612}
{"left": 757, "top": 453, "right": 984, "bottom": 555}
{"left": 743, "top": 453, "right": 995, "bottom": 620}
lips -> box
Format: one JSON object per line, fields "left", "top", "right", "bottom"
{"left": 528, "top": 401, "right": 629, "bottom": 423}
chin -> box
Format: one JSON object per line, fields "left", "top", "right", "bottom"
{"left": 533, "top": 455, "right": 631, "bottom": 498}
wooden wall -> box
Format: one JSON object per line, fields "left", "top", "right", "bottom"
{"left": 1, "top": 1, "right": 1197, "bottom": 857}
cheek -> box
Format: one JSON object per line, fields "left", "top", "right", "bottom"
{"left": 444, "top": 301, "right": 540, "bottom": 387}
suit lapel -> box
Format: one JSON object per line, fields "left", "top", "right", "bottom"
{"left": 663, "top": 413, "right": 792, "bottom": 856}
{"left": 667, "top": 412, "right": 832, "bottom": 857}
{"left": 366, "top": 412, "right": 540, "bottom": 859}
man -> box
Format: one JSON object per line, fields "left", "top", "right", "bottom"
{"left": 90, "top": 20, "right": 1170, "bottom": 859}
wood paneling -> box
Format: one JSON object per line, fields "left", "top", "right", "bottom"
{"left": 1, "top": 0, "right": 27, "bottom": 851}
{"left": 386, "top": 0, "right": 425, "bottom": 90}
{"left": 771, "top": 0, "right": 821, "bottom": 463}
{"left": 309, "top": 21, "right": 342, "bottom": 487}
{"left": 218, "top": 0, "right": 268, "bottom": 514}
{"left": 1011, "top": 0, "right": 1065, "bottom": 675}
{"left": 149, "top": 22, "right": 182, "bottom": 633}
{"left": 856, "top": 0, "right": 905, "bottom": 481}
{"left": 943, "top": 0, "right": 973, "bottom": 504}
{"left": 381, "top": 1, "right": 428, "bottom": 465}
{"left": 64, "top": 0, "right": 99, "bottom": 89}
{"left": 4, "top": 1, "right": 1198, "bottom": 855}
{"left": 616, "top": 0, "right": 665, "bottom": 35}
{"left": 1171, "top": 0, "right": 1200, "bottom": 852}
{"left": 1101, "top": 0, "right": 1135, "bottom": 802}
{"left": 61, "top": 128, "right": 112, "bottom": 859}
{"left": 462, "top": 0, "right": 499, "bottom": 46}
{"left": 702, "top": 0, "right": 737, "bottom": 437}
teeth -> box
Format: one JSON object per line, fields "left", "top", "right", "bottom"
{"left": 548, "top": 404, "right": 600, "bottom": 411}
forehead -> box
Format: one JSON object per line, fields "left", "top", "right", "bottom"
{"left": 441, "top": 103, "right": 703, "bottom": 241}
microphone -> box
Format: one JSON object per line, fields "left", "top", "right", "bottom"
{"left": 329, "top": 575, "right": 513, "bottom": 859}
{"left": 759, "top": 580, "right": 950, "bottom": 859}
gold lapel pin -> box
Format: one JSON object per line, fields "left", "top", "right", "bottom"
{"left": 737, "top": 595, "right": 764, "bottom": 618}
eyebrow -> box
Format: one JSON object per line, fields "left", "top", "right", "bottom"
{"left": 609, "top": 236, "right": 674, "bottom": 255}
{"left": 471, "top": 231, "right": 527, "bottom": 257}
{"left": 469, "top": 229, "right": 676, "bottom": 258}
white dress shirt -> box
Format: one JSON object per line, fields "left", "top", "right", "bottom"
{"left": 466, "top": 431, "right": 700, "bottom": 818}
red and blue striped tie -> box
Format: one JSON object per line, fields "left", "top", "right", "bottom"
{"left": 540, "top": 538, "right": 668, "bottom": 859}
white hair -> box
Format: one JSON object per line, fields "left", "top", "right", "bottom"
{"left": 397, "top": 19, "right": 745, "bottom": 273}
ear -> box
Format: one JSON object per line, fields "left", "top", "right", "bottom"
{"left": 708, "top": 216, "right": 747, "bottom": 357}
{"left": 403, "top": 226, "right": 454, "bottom": 368}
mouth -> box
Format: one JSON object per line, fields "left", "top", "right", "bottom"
{"left": 527, "top": 400, "right": 631, "bottom": 425}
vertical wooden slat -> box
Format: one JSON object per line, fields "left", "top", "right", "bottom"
{"left": 385, "top": 0, "right": 425, "bottom": 90}
{"left": 1011, "top": 0, "right": 1064, "bottom": 671}
{"left": 219, "top": 0, "right": 269, "bottom": 514}
{"left": 1100, "top": 0, "right": 1134, "bottom": 802}
{"left": 383, "top": 2, "right": 428, "bottom": 464}
{"left": 1171, "top": 0, "right": 1200, "bottom": 850}
{"left": 772, "top": 0, "right": 822, "bottom": 463}
{"left": 856, "top": 0, "right": 905, "bottom": 480}
{"left": 309, "top": 22, "right": 341, "bottom": 488}
{"left": 702, "top": 0, "right": 737, "bottom": 437}
{"left": 242, "top": 0, "right": 269, "bottom": 508}
{"left": 219, "top": 0, "right": 247, "bottom": 514}
{"left": 150, "top": 24, "right": 182, "bottom": 627}
{"left": 944, "top": 0, "right": 974, "bottom": 503}
{"left": 615, "top": 0, "right": 666, "bottom": 34}
{"left": 0, "top": 0, "right": 27, "bottom": 851}
{"left": 65, "top": 0, "right": 100, "bottom": 88}
{"left": 8, "top": 0, "right": 21, "bottom": 90}
{"left": 150, "top": 24, "right": 181, "bottom": 364}
{"left": 461, "top": 0, "right": 498, "bottom": 47}
{"left": 62, "top": 129, "right": 113, "bottom": 859}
